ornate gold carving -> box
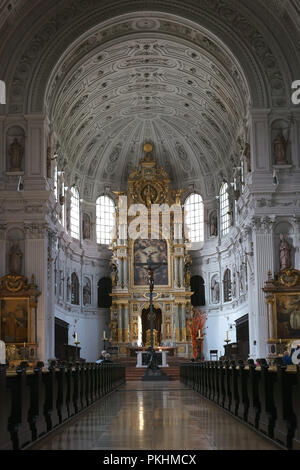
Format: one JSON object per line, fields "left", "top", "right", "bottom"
{"left": 279, "top": 269, "right": 300, "bottom": 288}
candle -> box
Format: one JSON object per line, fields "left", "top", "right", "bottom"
{"left": 103, "top": 330, "right": 107, "bottom": 340}
{"left": 226, "top": 331, "right": 229, "bottom": 341}
{"left": 23, "top": 342, "right": 26, "bottom": 348}
{"left": 198, "top": 329, "right": 201, "bottom": 339}
{"left": 75, "top": 332, "right": 78, "bottom": 342}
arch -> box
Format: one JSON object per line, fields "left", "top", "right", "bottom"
{"left": 71, "top": 272, "right": 79, "bottom": 305}
{"left": 96, "top": 195, "right": 115, "bottom": 245}
{"left": 190, "top": 275, "right": 205, "bottom": 307}
{"left": 98, "top": 277, "right": 112, "bottom": 308}
{"left": 223, "top": 269, "right": 232, "bottom": 303}
{"left": 4, "top": 5, "right": 295, "bottom": 116}
{"left": 184, "top": 193, "right": 204, "bottom": 243}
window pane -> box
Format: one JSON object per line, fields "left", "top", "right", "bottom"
{"left": 220, "top": 183, "right": 230, "bottom": 236}
{"left": 184, "top": 193, "right": 204, "bottom": 243}
{"left": 96, "top": 196, "right": 115, "bottom": 245}
{"left": 70, "top": 187, "right": 80, "bottom": 239}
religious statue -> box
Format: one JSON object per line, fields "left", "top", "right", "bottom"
{"left": 184, "top": 254, "right": 192, "bottom": 287}
{"left": 211, "top": 278, "right": 220, "bottom": 303}
{"left": 111, "top": 262, "right": 118, "bottom": 287}
{"left": 232, "top": 273, "right": 237, "bottom": 298}
{"left": 109, "top": 320, "right": 118, "bottom": 341}
{"left": 274, "top": 128, "right": 288, "bottom": 165}
{"left": 82, "top": 213, "right": 91, "bottom": 240}
{"left": 146, "top": 346, "right": 159, "bottom": 370}
{"left": 280, "top": 234, "right": 292, "bottom": 270}
{"left": 143, "top": 184, "right": 157, "bottom": 207}
{"left": 209, "top": 211, "right": 218, "bottom": 237}
{"left": 8, "top": 241, "right": 23, "bottom": 274}
{"left": 83, "top": 279, "right": 91, "bottom": 305}
{"left": 8, "top": 138, "right": 23, "bottom": 172}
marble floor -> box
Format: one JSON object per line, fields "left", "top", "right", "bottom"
{"left": 28, "top": 381, "right": 280, "bottom": 450}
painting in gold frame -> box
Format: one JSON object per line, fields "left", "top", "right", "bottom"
{"left": 0, "top": 297, "right": 30, "bottom": 343}
{"left": 134, "top": 239, "right": 168, "bottom": 286}
{"left": 274, "top": 293, "right": 300, "bottom": 340}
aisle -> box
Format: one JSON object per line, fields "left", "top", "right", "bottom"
{"left": 28, "top": 381, "right": 280, "bottom": 450}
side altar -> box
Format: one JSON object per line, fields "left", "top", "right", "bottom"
{"left": 109, "top": 143, "right": 193, "bottom": 358}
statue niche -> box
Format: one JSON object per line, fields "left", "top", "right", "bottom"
{"left": 8, "top": 241, "right": 23, "bottom": 275}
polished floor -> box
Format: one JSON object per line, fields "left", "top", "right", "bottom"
{"left": 28, "top": 381, "right": 280, "bottom": 450}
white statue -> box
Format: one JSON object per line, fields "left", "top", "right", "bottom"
{"left": 280, "top": 234, "right": 291, "bottom": 270}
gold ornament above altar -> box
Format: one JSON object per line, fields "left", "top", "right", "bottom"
{"left": 127, "top": 142, "right": 182, "bottom": 207}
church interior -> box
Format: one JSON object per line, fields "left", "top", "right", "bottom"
{"left": 0, "top": 0, "right": 300, "bottom": 453}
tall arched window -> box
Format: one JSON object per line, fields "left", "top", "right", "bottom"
{"left": 190, "top": 275, "right": 205, "bottom": 306}
{"left": 223, "top": 269, "right": 232, "bottom": 303}
{"left": 219, "top": 182, "right": 230, "bottom": 236}
{"left": 96, "top": 196, "right": 115, "bottom": 245}
{"left": 71, "top": 272, "right": 79, "bottom": 305}
{"left": 70, "top": 187, "right": 80, "bottom": 239}
{"left": 184, "top": 193, "right": 204, "bottom": 243}
{"left": 98, "top": 277, "right": 112, "bottom": 308}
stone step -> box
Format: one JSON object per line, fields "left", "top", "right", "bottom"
{"left": 125, "top": 366, "right": 180, "bottom": 381}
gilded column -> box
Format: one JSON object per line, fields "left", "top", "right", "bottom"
{"left": 124, "top": 305, "right": 129, "bottom": 343}
{"left": 174, "top": 257, "right": 178, "bottom": 288}
{"left": 179, "top": 257, "right": 184, "bottom": 288}
{"left": 118, "top": 304, "right": 123, "bottom": 343}
{"left": 123, "top": 257, "right": 128, "bottom": 287}
{"left": 174, "top": 304, "right": 180, "bottom": 342}
{"left": 181, "top": 304, "right": 187, "bottom": 342}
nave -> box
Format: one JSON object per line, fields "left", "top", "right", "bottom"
{"left": 27, "top": 381, "right": 279, "bottom": 451}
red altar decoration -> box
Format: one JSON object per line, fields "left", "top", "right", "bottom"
{"left": 189, "top": 308, "right": 207, "bottom": 359}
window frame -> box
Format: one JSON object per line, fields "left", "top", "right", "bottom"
{"left": 96, "top": 195, "right": 116, "bottom": 245}
{"left": 219, "top": 182, "right": 230, "bottom": 237}
{"left": 184, "top": 193, "right": 204, "bottom": 243}
{"left": 70, "top": 186, "right": 80, "bottom": 240}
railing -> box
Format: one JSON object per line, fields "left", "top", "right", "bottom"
{"left": 180, "top": 360, "right": 300, "bottom": 450}
{"left": 0, "top": 361, "right": 126, "bottom": 450}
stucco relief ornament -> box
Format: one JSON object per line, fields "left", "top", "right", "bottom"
{"left": 9, "top": 138, "right": 23, "bottom": 172}
{"left": 110, "top": 262, "right": 118, "bottom": 287}
{"left": 209, "top": 211, "right": 217, "bottom": 236}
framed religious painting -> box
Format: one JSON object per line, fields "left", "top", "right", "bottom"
{"left": 274, "top": 293, "right": 300, "bottom": 340}
{"left": 133, "top": 239, "right": 169, "bottom": 286}
{"left": 0, "top": 297, "right": 30, "bottom": 343}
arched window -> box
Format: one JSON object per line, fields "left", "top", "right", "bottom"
{"left": 96, "top": 196, "right": 115, "bottom": 245}
{"left": 98, "top": 277, "right": 112, "bottom": 308}
{"left": 70, "top": 187, "right": 80, "bottom": 239}
{"left": 190, "top": 275, "right": 205, "bottom": 306}
{"left": 71, "top": 272, "right": 79, "bottom": 305}
{"left": 223, "top": 269, "right": 232, "bottom": 303}
{"left": 184, "top": 193, "right": 204, "bottom": 243}
{"left": 219, "top": 183, "right": 230, "bottom": 236}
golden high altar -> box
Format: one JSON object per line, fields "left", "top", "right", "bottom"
{"left": 109, "top": 143, "right": 193, "bottom": 357}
